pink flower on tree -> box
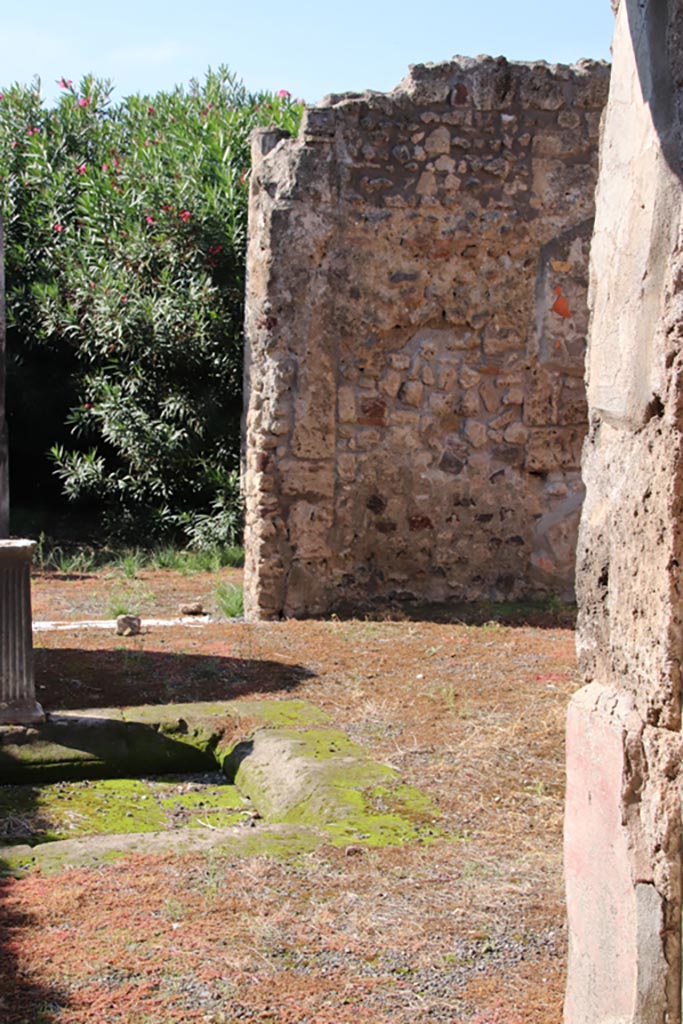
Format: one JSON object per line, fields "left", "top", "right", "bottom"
{"left": 78, "top": 97, "right": 90, "bottom": 108}
{"left": 147, "top": 106, "right": 155, "bottom": 115}
{"left": 77, "top": 163, "right": 87, "bottom": 175}
{"left": 179, "top": 210, "right": 191, "bottom": 223}
{"left": 53, "top": 223, "right": 63, "bottom": 233}
{"left": 146, "top": 215, "right": 154, "bottom": 224}
{"left": 58, "top": 78, "right": 72, "bottom": 89}
{"left": 278, "top": 89, "right": 291, "bottom": 99}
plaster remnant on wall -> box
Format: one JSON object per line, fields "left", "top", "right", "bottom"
{"left": 243, "top": 56, "right": 609, "bottom": 620}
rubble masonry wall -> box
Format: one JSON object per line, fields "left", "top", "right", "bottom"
{"left": 243, "top": 57, "right": 609, "bottom": 619}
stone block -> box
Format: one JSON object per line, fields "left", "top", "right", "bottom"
{"left": 564, "top": 683, "right": 669, "bottom": 1024}
{"left": 480, "top": 379, "right": 500, "bottom": 413}
{"left": 525, "top": 428, "right": 583, "bottom": 472}
{"left": 338, "top": 387, "right": 356, "bottom": 423}
{"left": 503, "top": 422, "right": 528, "bottom": 445}
{"left": 464, "top": 420, "right": 488, "bottom": 448}
{"left": 397, "top": 380, "right": 424, "bottom": 407}
{"left": 287, "top": 502, "right": 334, "bottom": 560}
{"left": 424, "top": 127, "right": 451, "bottom": 156}
{"left": 279, "top": 460, "right": 335, "bottom": 499}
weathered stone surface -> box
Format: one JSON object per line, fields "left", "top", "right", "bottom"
{"left": 178, "top": 602, "right": 204, "bottom": 617}
{"left": 244, "top": 57, "right": 609, "bottom": 619}
{"left": 116, "top": 614, "right": 141, "bottom": 637}
{"left": 566, "top": 2, "right": 683, "bottom": 1021}
{"left": 564, "top": 683, "right": 678, "bottom": 1024}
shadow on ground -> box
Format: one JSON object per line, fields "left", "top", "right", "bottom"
{"left": 327, "top": 599, "right": 577, "bottom": 629}
{"left": 0, "top": 848, "right": 69, "bottom": 1024}
{"left": 35, "top": 649, "right": 315, "bottom": 711}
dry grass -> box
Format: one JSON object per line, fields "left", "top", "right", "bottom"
{"left": 0, "top": 570, "right": 577, "bottom": 1023}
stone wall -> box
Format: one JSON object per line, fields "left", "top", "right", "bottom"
{"left": 565, "top": 1, "right": 683, "bottom": 1021}
{"left": 243, "top": 57, "right": 609, "bottom": 619}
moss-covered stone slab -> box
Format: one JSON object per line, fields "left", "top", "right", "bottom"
{"left": 0, "top": 699, "right": 330, "bottom": 783}
{"left": 0, "top": 822, "right": 323, "bottom": 875}
{"left": 228, "top": 727, "right": 443, "bottom": 847}
{"left": 0, "top": 698, "right": 444, "bottom": 872}
{"left": 0, "top": 712, "right": 216, "bottom": 783}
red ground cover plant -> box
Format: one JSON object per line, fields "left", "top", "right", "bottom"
{"left": 0, "top": 567, "right": 574, "bottom": 1023}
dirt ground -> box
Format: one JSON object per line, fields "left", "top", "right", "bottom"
{"left": 0, "top": 565, "right": 579, "bottom": 1024}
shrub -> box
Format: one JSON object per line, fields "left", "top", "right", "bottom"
{"left": 0, "top": 69, "right": 302, "bottom": 544}
{"left": 215, "top": 581, "right": 244, "bottom": 618}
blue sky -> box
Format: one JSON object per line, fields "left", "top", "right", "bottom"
{"left": 2, "top": 1, "right": 614, "bottom": 106}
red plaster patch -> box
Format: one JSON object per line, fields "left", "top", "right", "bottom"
{"left": 552, "top": 285, "right": 571, "bottom": 319}
{"left": 453, "top": 83, "right": 469, "bottom": 105}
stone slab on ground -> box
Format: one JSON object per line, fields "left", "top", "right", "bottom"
{"left": 0, "top": 698, "right": 331, "bottom": 782}
{"left": 0, "top": 697, "right": 442, "bottom": 873}
{"left": 0, "top": 821, "right": 324, "bottom": 875}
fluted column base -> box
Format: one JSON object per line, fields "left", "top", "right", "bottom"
{"left": 0, "top": 539, "right": 44, "bottom": 725}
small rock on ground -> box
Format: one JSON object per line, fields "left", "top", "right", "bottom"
{"left": 116, "top": 615, "right": 141, "bottom": 637}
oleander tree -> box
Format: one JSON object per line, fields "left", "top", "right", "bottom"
{"left": 0, "top": 68, "right": 302, "bottom": 544}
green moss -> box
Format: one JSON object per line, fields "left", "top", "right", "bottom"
{"left": 220, "top": 826, "right": 321, "bottom": 861}
{"left": 0, "top": 843, "right": 36, "bottom": 876}
{"left": 231, "top": 726, "right": 444, "bottom": 848}
{"left": 150, "top": 778, "right": 249, "bottom": 829}
{"left": 232, "top": 699, "right": 330, "bottom": 729}
{"left": 0, "top": 779, "right": 166, "bottom": 843}
{"left": 0, "top": 775, "right": 252, "bottom": 846}
{"left": 293, "top": 774, "right": 443, "bottom": 848}
{"left": 277, "top": 728, "right": 364, "bottom": 759}
{"left": 0, "top": 698, "right": 448, "bottom": 871}
{"left": 1, "top": 822, "right": 323, "bottom": 874}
